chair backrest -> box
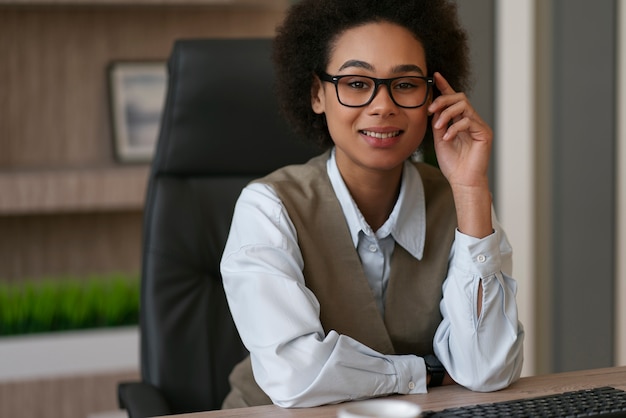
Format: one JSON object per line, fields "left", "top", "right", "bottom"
{"left": 140, "top": 38, "right": 319, "bottom": 414}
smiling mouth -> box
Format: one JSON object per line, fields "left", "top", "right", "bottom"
{"left": 360, "top": 130, "right": 402, "bottom": 139}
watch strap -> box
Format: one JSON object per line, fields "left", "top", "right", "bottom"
{"left": 424, "top": 354, "right": 445, "bottom": 387}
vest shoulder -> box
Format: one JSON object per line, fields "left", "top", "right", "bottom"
{"left": 254, "top": 151, "right": 328, "bottom": 186}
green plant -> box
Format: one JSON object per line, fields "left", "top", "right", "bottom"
{"left": 0, "top": 273, "right": 140, "bottom": 336}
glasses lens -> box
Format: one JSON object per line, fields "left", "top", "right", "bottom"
{"left": 335, "top": 76, "right": 429, "bottom": 108}
{"left": 335, "top": 76, "right": 375, "bottom": 107}
{"left": 389, "top": 77, "right": 430, "bottom": 107}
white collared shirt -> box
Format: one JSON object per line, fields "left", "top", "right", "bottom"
{"left": 329, "top": 148, "right": 425, "bottom": 316}
{"left": 221, "top": 149, "right": 524, "bottom": 408}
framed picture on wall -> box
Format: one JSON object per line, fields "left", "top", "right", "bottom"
{"left": 108, "top": 61, "right": 167, "bottom": 163}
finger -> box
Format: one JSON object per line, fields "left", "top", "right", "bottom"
{"left": 431, "top": 114, "right": 449, "bottom": 146}
{"left": 432, "top": 111, "right": 464, "bottom": 143}
{"left": 434, "top": 100, "right": 468, "bottom": 129}
{"left": 431, "top": 111, "right": 447, "bottom": 136}
{"left": 429, "top": 92, "right": 466, "bottom": 116}
{"left": 434, "top": 72, "right": 456, "bottom": 95}
{"left": 442, "top": 117, "right": 472, "bottom": 141}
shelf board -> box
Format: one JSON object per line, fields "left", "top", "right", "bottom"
{"left": 0, "top": 167, "right": 150, "bottom": 215}
{"left": 0, "top": 327, "right": 139, "bottom": 382}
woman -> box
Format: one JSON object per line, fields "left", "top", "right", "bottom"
{"left": 220, "top": 0, "right": 524, "bottom": 408}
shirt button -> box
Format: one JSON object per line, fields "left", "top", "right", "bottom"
{"left": 368, "top": 244, "right": 378, "bottom": 253}
{"left": 477, "top": 254, "right": 487, "bottom": 263}
{"left": 408, "top": 381, "right": 416, "bottom": 390}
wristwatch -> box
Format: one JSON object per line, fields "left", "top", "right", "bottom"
{"left": 424, "top": 354, "right": 445, "bottom": 387}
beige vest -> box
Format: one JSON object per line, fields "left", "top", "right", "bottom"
{"left": 222, "top": 152, "right": 457, "bottom": 409}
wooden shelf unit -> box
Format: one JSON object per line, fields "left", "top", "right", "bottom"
{"left": 0, "top": 0, "right": 289, "bottom": 279}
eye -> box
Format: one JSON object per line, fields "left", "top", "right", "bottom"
{"left": 393, "top": 78, "right": 421, "bottom": 90}
{"left": 397, "top": 82, "right": 416, "bottom": 90}
{"left": 340, "top": 77, "right": 372, "bottom": 90}
{"left": 392, "top": 78, "right": 427, "bottom": 96}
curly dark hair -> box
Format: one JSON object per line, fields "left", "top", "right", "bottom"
{"left": 272, "top": 0, "right": 471, "bottom": 150}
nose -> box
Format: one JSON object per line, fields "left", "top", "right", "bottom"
{"left": 368, "top": 84, "right": 397, "bottom": 115}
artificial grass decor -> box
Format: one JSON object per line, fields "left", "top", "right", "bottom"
{"left": 0, "top": 273, "right": 140, "bottom": 336}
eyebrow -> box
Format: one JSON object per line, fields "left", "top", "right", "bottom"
{"left": 337, "top": 60, "right": 426, "bottom": 76}
{"left": 338, "top": 60, "right": 374, "bottom": 71}
{"left": 393, "top": 64, "right": 425, "bottom": 76}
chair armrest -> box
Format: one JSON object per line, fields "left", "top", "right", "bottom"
{"left": 118, "top": 381, "right": 172, "bottom": 418}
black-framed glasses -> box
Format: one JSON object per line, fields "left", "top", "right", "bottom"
{"left": 318, "top": 71, "right": 434, "bottom": 109}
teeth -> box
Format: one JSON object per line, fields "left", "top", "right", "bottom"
{"left": 362, "top": 130, "right": 400, "bottom": 139}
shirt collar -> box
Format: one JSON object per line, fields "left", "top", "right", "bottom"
{"left": 326, "top": 148, "right": 426, "bottom": 260}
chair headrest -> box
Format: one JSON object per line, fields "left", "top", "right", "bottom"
{"left": 152, "top": 38, "right": 319, "bottom": 177}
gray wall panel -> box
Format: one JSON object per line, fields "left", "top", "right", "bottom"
{"left": 551, "top": 0, "right": 616, "bottom": 371}
{"left": 456, "top": 0, "right": 496, "bottom": 188}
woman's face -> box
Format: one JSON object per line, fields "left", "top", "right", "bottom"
{"left": 312, "top": 22, "right": 430, "bottom": 177}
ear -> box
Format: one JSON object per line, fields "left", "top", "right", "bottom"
{"left": 311, "top": 75, "right": 326, "bottom": 114}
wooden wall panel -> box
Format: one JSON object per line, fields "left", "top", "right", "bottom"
{"left": 0, "top": 6, "right": 287, "bottom": 169}
{"left": 0, "top": 211, "right": 143, "bottom": 281}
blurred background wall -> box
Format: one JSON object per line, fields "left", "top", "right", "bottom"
{"left": 0, "top": 0, "right": 625, "bottom": 417}
{"left": 492, "top": 0, "right": 624, "bottom": 376}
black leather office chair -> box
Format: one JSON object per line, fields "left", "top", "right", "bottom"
{"left": 117, "top": 38, "right": 319, "bottom": 418}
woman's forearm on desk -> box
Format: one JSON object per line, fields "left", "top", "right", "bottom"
{"left": 433, "top": 221, "right": 524, "bottom": 391}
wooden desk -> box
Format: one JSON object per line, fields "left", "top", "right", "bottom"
{"left": 169, "top": 366, "right": 626, "bottom": 417}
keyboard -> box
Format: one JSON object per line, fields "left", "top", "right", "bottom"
{"left": 421, "top": 386, "right": 626, "bottom": 417}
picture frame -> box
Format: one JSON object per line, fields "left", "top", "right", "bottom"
{"left": 108, "top": 61, "right": 167, "bottom": 163}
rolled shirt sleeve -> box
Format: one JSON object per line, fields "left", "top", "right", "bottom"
{"left": 434, "top": 225, "right": 525, "bottom": 391}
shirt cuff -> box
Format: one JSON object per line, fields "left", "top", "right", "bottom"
{"left": 453, "top": 228, "right": 502, "bottom": 278}
{"left": 389, "top": 354, "right": 427, "bottom": 394}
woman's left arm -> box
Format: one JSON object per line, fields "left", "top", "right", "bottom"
{"left": 434, "top": 217, "right": 524, "bottom": 391}
{"left": 428, "top": 73, "right": 524, "bottom": 390}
